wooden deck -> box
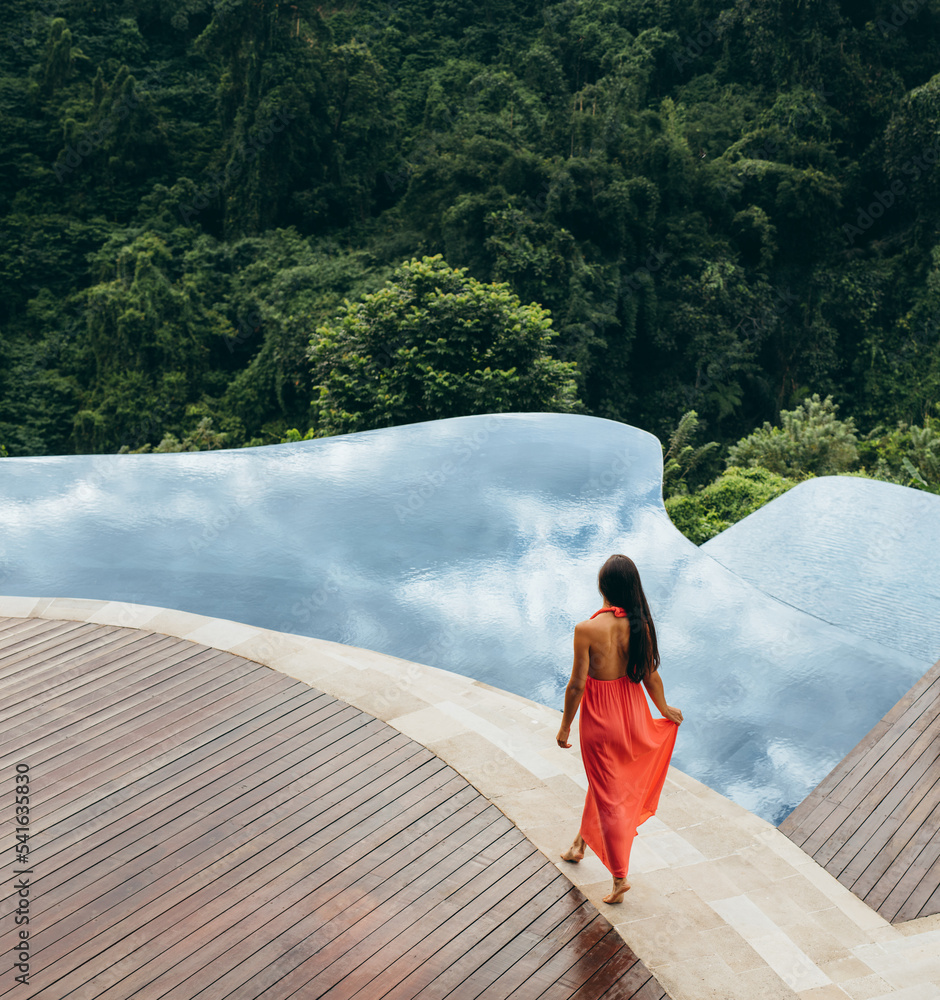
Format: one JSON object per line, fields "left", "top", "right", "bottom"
{"left": 780, "top": 656, "right": 940, "bottom": 923}
{"left": 0, "top": 616, "right": 668, "bottom": 1000}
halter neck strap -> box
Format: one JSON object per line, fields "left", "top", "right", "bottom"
{"left": 590, "top": 606, "right": 627, "bottom": 618}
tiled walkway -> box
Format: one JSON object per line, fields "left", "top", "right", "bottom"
{"left": 2, "top": 597, "right": 939, "bottom": 1000}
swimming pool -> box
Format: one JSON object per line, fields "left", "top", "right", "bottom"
{"left": 1, "top": 413, "right": 932, "bottom": 823}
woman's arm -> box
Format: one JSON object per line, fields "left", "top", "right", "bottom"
{"left": 642, "top": 667, "right": 683, "bottom": 725}
{"left": 557, "top": 622, "right": 591, "bottom": 748}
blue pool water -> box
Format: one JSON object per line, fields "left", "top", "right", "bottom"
{"left": 0, "top": 413, "right": 934, "bottom": 824}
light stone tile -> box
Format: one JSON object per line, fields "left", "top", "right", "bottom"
{"left": 637, "top": 830, "right": 709, "bottom": 868}
{"left": 758, "top": 827, "right": 825, "bottom": 869}
{"left": 41, "top": 597, "right": 109, "bottom": 620}
{"left": 675, "top": 859, "right": 745, "bottom": 902}
{"left": 438, "top": 733, "right": 547, "bottom": 802}
{"left": 896, "top": 914, "right": 940, "bottom": 938}
{"left": 265, "top": 648, "right": 350, "bottom": 687}
{"left": 775, "top": 874, "right": 850, "bottom": 914}
{"left": 542, "top": 772, "right": 588, "bottom": 806}
{"left": 547, "top": 852, "right": 612, "bottom": 888}
{"left": 839, "top": 974, "right": 896, "bottom": 999}
{"left": 711, "top": 896, "right": 831, "bottom": 991}
{"left": 822, "top": 958, "right": 881, "bottom": 984}
{"left": 808, "top": 906, "right": 882, "bottom": 950}
{"left": 23, "top": 596, "right": 57, "bottom": 617}
{"left": 797, "top": 985, "right": 853, "bottom": 999}
{"left": 870, "top": 929, "right": 940, "bottom": 957}
{"left": 784, "top": 918, "right": 855, "bottom": 968}
{"left": 736, "top": 964, "right": 805, "bottom": 999}
{"left": 491, "top": 783, "right": 580, "bottom": 834}
{"left": 183, "top": 618, "right": 265, "bottom": 650}
{"left": 608, "top": 911, "right": 730, "bottom": 966}
{"left": 391, "top": 705, "right": 470, "bottom": 745}
{"left": 638, "top": 814, "right": 671, "bottom": 834}
{"left": 140, "top": 608, "right": 213, "bottom": 638}
{"left": 751, "top": 883, "right": 830, "bottom": 927}
{"left": 697, "top": 923, "right": 768, "bottom": 974}
{"left": 226, "top": 630, "right": 312, "bottom": 664}
{"left": 868, "top": 986, "right": 940, "bottom": 1000}
{"left": 436, "top": 700, "right": 562, "bottom": 780}
{"left": 87, "top": 600, "right": 168, "bottom": 629}
{"left": 627, "top": 836, "right": 670, "bottom": 875}
{"left": 854, "top": 938, "right": 940, "bottom": 989}
{"left": 335, "top": 672, "right": 434, "bottom": 722}
{"left": 654, "top": 954, "right": 778, "bottom": 1000}
{"left": 739, "top": 842, "right": 809, "bottom": 882}
{"left": 711, "top": 851, "right": 776, "bottom": 893}
{"left": 0, "top": 597, "right": 46, "bottom": 618}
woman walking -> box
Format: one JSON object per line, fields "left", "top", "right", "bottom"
{"left": 556, "top": 554, "right": 682, "bottom": 903}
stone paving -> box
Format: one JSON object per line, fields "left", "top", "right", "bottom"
{"left": 4, "top": 595, "right": 939, "bottom": 1000}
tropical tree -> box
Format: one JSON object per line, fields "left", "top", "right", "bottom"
{"left": 289, "top": 255, "right": 582, "bottom": 438}
{"left": 726, "top": 393, "right": 858, "bottom": 476}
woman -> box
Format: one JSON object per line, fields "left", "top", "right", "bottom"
{"left": 556, "top": 554, "right": 682, "bottom": 903}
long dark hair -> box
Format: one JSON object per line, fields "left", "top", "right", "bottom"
{"left": 597, "top": 554, "right": 660, "bottom": 683}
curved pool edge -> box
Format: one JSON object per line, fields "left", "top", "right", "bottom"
{"left": 4, "top": 594, "right": 939, "bottom": 1000}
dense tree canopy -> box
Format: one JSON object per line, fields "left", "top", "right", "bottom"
{"left": 292, "top": 255, "right": 580, "bottom": 437}
{"left": 1, "top": 0, "right": 939, "bottom": 512}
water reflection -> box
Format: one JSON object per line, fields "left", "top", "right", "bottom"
{"left": 0, "top": 413, "right": 931, "bottom": 824}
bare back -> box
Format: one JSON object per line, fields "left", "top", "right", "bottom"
{"left": 582, "top": 611, "right": 632, "bottom": 680}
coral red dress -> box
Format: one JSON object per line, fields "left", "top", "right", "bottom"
{"left": 578, "top": 607, "right": 678, "bottom": 879}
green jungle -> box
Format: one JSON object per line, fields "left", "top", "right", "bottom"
{"left": 1, "top": 0, "right": 939, "bottom": 541}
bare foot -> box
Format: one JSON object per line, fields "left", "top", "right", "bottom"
{"left": 602, "top": 878, "right": 630, "bottom": 904}
{"left": 560, "top": 836, "right": 585, "bottom": 863}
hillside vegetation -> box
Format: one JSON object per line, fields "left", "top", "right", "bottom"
{"left": 1, "top": 0, "right": 938, "bottom": 525}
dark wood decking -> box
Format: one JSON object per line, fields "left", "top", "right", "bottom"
{"left": 0, "top": 616, "right": 668, "bottom": 1000}
{"left": 780, "top": 656, "right": 940, "bottom": 923}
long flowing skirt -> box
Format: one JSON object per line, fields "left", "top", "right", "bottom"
{"left": 578, "top": 675, "right": 678, "bottom": 879}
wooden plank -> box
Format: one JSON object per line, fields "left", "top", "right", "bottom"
{"left": 780, "top": 657, "right": 940, "bottom": 923}
{"left": 836, "top": 743, "right": 940, "bottom": 889}
{"left": 0, "top": 632, "right": 210, "bottom": 733}
{"left": 853, "top": 777, "right": 940, "bottom": 906}
{"left": 0, "top": 619, "right": 672, "bottom": 1000}
{"left": 219, "top": 832, "right": 539, "bottom": 1000}
{"left": 0, "top": 617, "right": 84, "bottom": 652}
{"left": 31, "top": 664, "right": 308, "bottom": 811}
{"left": 108, "top": 780, "right": 498, "bottom": 1000}
{"left": 574, "top": 946, "right": 648, "bottom": 1000}
{"left": 464, "top": 894, "right": 600, "bottom": 1000}
{"left": 783, "top": 662, "right": 940, "bottom": 845}
{"left": 825, "top": 732, "right": 940, "bottom": 879}
{"left": 38, "top": 760, "right": 478, "bottom": 999}
{"left": 33, "top": 695, "right": 354, "bottom": 889}
{"left": 355, "top": 865, "right": 565, "bottom": 1000}
{"left": 538, "top": 928, "right": 628, "bottom": 1000}
{"left": 0, "top": 623, "right": 137, "bottom": 685}
{"left": 38, "top": 684, "right": 326, "bottom": 851}
{"left": 2, "top": 645, "right": 259, "bottom": 762}
{"left": 36, "top": 720, "right": 415, "bottom": 928}
{"left": 33, "top": 656, "right": 275, "bottom": 781}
